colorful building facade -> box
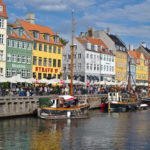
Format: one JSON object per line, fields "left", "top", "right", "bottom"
{"left": 6, "top": 23, "right": 33, "bottom": 78}
{"left": 0, "top": 0, "right": 7, "bottom": 76}
{"left": 135, "top": 52, "right": 148, "bottom": 82}
{"left": 16, "top": 16, "right": 63, "bottom": 80}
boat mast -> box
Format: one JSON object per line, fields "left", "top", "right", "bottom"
{"left": 128, "top": 56, "right": 131, "bottom": 93}
{"left": 70, "top": 10, "right": 74, "bottom": 96}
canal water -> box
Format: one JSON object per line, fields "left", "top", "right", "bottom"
{"left": 0, "top": 109, "right": 150, "bottom": 150}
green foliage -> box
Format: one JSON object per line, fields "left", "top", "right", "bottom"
{"left": 59, "top": 37, "right": 68, "bottom": 46}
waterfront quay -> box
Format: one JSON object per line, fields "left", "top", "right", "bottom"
{"left": 0, "top": 94, "right": 106, "bottom": 118}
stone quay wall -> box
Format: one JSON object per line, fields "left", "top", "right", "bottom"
{"left": 0, "top": 94, "right": 107, "bottom": 118}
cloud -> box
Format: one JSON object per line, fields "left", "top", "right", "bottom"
{"left": 7, "top": 0, "right": 96, "bottom": 12}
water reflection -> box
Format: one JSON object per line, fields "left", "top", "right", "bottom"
{"left": 0, "top": 110, "right": 150, "bottom": 150}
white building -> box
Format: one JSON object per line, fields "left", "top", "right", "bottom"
{"left": 0, "top": 0, "right": 7, "bottom": 76}
{"left": 62, "top": 36, "right": 115, "bottom": 83}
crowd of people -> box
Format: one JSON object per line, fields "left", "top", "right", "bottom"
{"left": 0, "top": 83, "right": 148, "bottom": 97}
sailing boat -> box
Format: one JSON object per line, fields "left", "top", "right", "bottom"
{"left": 106, "top": 55, "right": 141, "bottom": 112}
{"left": 38, "top": 10, "right": 90, "bottom": 119}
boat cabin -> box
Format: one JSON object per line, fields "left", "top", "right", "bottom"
{"left": 108, "top": 92, "right": 122, "bottom": 102}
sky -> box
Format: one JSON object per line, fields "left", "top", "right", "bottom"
{"left": 4, "top": 0, "right": 150, "bottom": 49}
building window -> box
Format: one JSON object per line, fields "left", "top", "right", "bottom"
{"left": 33, "top": 43, "right": 37, "bottom": 50}
{"left": 68, "top": 55, "right": 71, "bottom": 59}
{"left": 94, "top": 64, "right": 96, "bottom": 70}
{"left": 49, "top": 45, "right": 52, "bottom": 52}
{"left": 87, "top": 53, "right": 89, "bottom": 58}
{"left": 53, "top": 59, "right": 56, "bottom": 67}
{"left": 44, "top": 45, "right": 47, "bottom": 52}
{"left": 38, "top": 57, "right": 42, "bottom": 66}
{"left": 87, "top": 63, "right": 89, "bottom": 70}
{"left": 101, "top": 65, "right": 103, "bottom": 71}
{"left": 0, "top": 34, "right": 4, "bottom": 44}
{"left": 73, "top": 64, "right": 76, "bottom": 70}
{"left": 44, "top": 58, "right": 47, "bottom": 66}
{"left": 12, "top": 54, "right": 16, "bottom": 62}
{"left": 0, "top": 18, "right": 4, "bottom": 28}
{"left": 7, "top": 69, "right": 11, "bottom": 77}
{"left": 22, "top": 42, "right": 26, "bottom": 49}
{"left": 33, "top": 31, "right": 39, "bottom": 39}
{"left": 44, "top": 34, "right": 49, "bottom": 41}
{"left": 78, "top": 53, "right": 81, "bottom": 59}
{"left": 7, "top": 54, "right": 11, "bottom": 62}
{"left": 27, "top": 43, "right": 32, "bottom": 50}
{"left": 90, "top": 64, "right": 92, "bottom": 70}
{"left": 7, "top": 39, "right": 11, "bottom": 47}
{"left": 0, "top": 50, "right": 3, "bottom": 61}
{"left": 22, "top": 56, "right": 26, "bottom": 63}
{"left": 48, "top": 58, "right": 52, "bottom": 67}
{"left": 63, "top": 64, "right": 66, "bottom": 71}
{"left": 27, "top": 56, "right": 31, "bottom": 64}
{"left": 18, "top": 41, "right": 22, "bottom": 48}
{"left": 58, "top": 59, "right": 61, "bottom": 67}
{"left": 33, "top": 56, "right": 37, "bottom": 65}
{"left": 97, "top": 65, "right": 99, "bottom": 71}
{"left": 0, "top": 68, "right": 3, "bottom": 76}
{"left": 39, "top": 44, "right": 42, "bottom": 51}
{"left": 63, "top": 55, "right": 66, "bottom": 60}
{"left": 38, "top": 73, "right": 42, "bottom": 79}
{"left": 12, "top": 69, "right": 16, "bottom": 76}
{"left": 53, "top": 47, "right": 56, "bottom": 53}
{"left": 58, "top": 47, "right": 61, "bottom": 54}
{"left": 27, "top": 70, "right": 30, "bottom": 78}
{"left": 17, "top": 55, "right": 21, "bottom": 63}
{"left": 78, "top": 63, "right": 81, "bottom": 70}
{"left": 90, "top": 54, "right": 93, "bottom": 59}
{"left": 22, "top": 70, "right": 26, "bottom": 78}
{"left": 0, "top": 6, "right": 3, "bottom": 12}
{"left": 43, "top": 73, "right": 47, "bottom": 79}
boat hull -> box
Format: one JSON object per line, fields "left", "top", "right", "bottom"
{"left": 38, "top": 104, "right": 90, "bottom": 119}
{"left": 106, "top": 101, "right": 141, "bottom": 112}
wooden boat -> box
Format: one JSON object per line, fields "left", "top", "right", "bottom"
{"left": 38, "top": 95, "right": 90, "bottom": 119}
{"left": 106, "top": 92, "right": 141, "bottom": 112}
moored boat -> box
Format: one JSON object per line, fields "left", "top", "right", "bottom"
{"left": 106, "top": 92, "right": 141, "bottom": 112}
{"left": 38, "top": 95, "right": 90, "bottom": 119}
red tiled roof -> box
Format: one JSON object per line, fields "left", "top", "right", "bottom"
{"left": 86, "top": 36, "right": 107, "bottom": 49}
{"left": 0, "top": 0, "right": 8, "bottom": 18}
{"left": 8, "top": 31, "right": 31, "bottom": 41}
{"left": 17, "top": 19, "right": 63, "bottom": 46}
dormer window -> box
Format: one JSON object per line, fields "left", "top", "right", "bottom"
{"left": 19, "top": 29, "right": 23, "bottom": 37}
{"left": 7, "top": 26, "right": 13, "bottom": 35}
{"left": 0, "top": 5, "right": 3, "bottom": 12}
{"left": 44, "top": 34, "right": 49, "bottom": 41}
{"left": 33, "top": 31, "right": 39, "bottom": 39}
{"left": 54, "top": 36, "right": 59, "bottom": 43}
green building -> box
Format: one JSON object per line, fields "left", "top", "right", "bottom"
{"left": 6, "top": 23, "right": 33, "bottom": 78}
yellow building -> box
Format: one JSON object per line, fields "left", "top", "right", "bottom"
{"left": 135, "top": 52, "right": 148, "bottom": 82}
{"left": 115, "top": 51, "right": 127, "bottom": 81}
{"left": 17, "top": 16, "right": 63, "bottom": 79}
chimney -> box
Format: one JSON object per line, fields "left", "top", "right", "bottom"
{"left": 26, "top": 13, "right": 35, "bottom": 24}
{"left": 107, "top": 27, "right": 110, "bottom": 35}
{"left": 141, "top": 42, "right": 146, "bottom": 48}
{"left": 87, "top": 28, "right": 94, "bottom": 38}
{"left": 129, "top": 44, "right": 133, "bottom": 51}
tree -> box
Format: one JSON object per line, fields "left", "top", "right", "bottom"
{"left": 59, "top": 37, "right": 68, "bottom": 46}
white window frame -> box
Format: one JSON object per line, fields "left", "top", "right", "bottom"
{"left": 27, "top": 56, "right": 31, "bottom": 64}
{"left": 0, "top": 18, "right": 4, "bottom": 28}
{"left": 17, "top": 55, "right": 21, "bottom": 63}
{"left": 0, "top": 34, "right": 4, "bottom": 44}
{"left": 12, "top": 54, "right": 16, "bottom": 62}
{"left": 0, "top": 50, "right": 3, "bottom": 61}
{"left": 22, "top": 56, "right": 26, "bottom": 63}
